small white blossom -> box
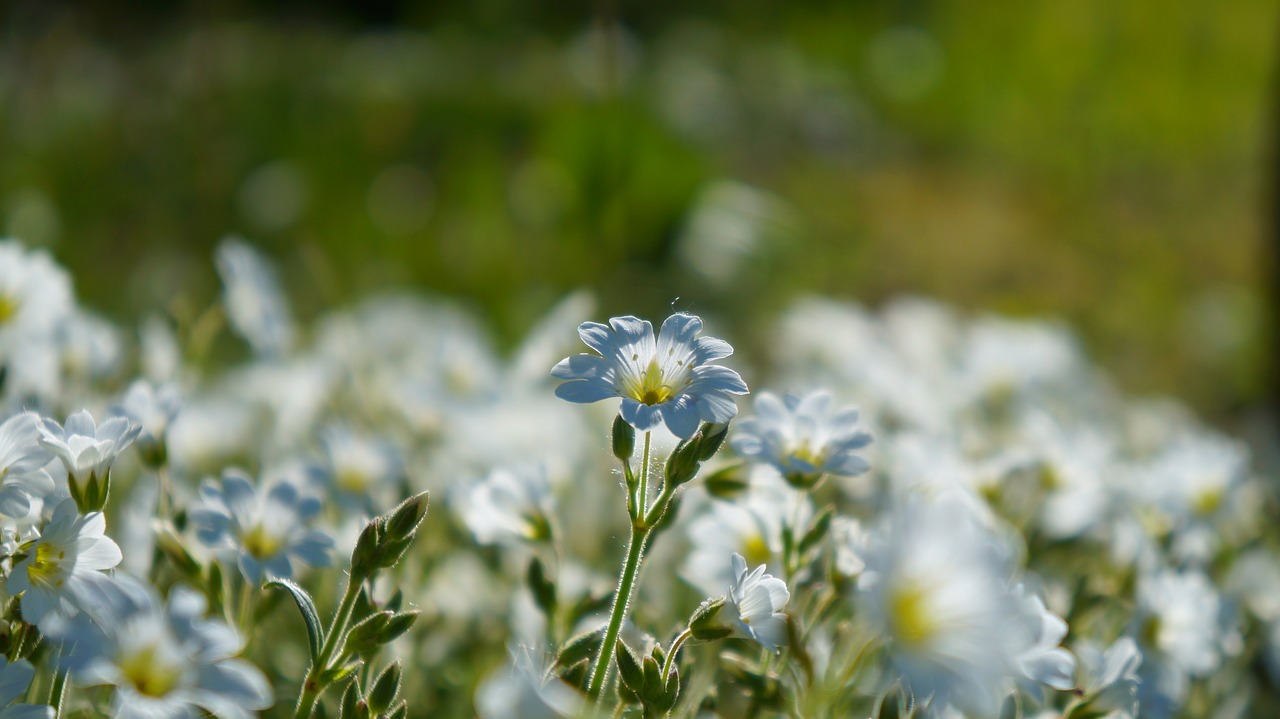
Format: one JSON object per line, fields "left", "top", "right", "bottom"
{"left": 36, "top": 409, "right": 140, "bottom": 485}
{"left": 215, "top": 237, "right": 295, "bottom": 357}
{"left": 188, "top": 469, "right": 333, "bottom": 582}
{"left": 454, "top": 465, "right": 554, "bottom": 546}
{"left": 54, "top": 577, "right": 271, "bottom": 719}
{"left": 8, "top": 499, "right": 122, "bottom": 629}
{"left": 0, "top": 413, "right": 54, "bottom": 518}
{"left": 731, "top": 390, "right": 872, "bottom": 488}
{"left": 723, "top": 553, "right": 790, "bottom": 652}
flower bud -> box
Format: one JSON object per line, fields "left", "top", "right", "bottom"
{"left": 350, "top": 520, "right": 383, "bottom": 581}
{"left": 704, "top": 464, "right": 749, "bottom": 500}
{"left": 612, "top": 414, "right": 635, "bottom": 461}
{"left": 695, "top": 422, "right": 729, "bottom": 461}
{"left": 367, "top": 662, "right": 402, "bottom": 714}
{"left": 382, "top": 491, "right": 429, "bottom": 542}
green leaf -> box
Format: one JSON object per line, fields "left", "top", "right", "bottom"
{"left": 264, "top": 578, "right": 323, "bottom": 663}
{"left": 615, "top": 641, "right": 644, "bottom": 693}
{"left": 367, "top": 661, "right": 402, "bottom": 714}
{"left": 799, "top": 505, "right": 835, "bottom": 557}
{"left": 527, "top": 557, "right": 557, "bottom": 618}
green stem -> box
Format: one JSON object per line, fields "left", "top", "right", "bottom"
{"left": 636, "top": 432, "right": 652, "bottom": 516}
{"left": 293, "top": 579, "right": 363, "bottom": 719}
{"left": 49, "top": 668, "right": 67, "bottom": 718}
{"left": 586, "top": 524, "right": 648, "bottom": 701}
{"left": 661, "top": 628, "right": 692, "bottom": 680}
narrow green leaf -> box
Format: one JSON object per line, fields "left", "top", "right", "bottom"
{"left": 264, "top": 578, "right": 323, "bottom": 663}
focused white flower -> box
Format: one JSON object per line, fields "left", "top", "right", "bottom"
{"left": 724, "top": 553, "right": 790, "bottom": 652}
{"left": 731, "top": 389, "right": 872, "bottom": 488}
{"left": 0, "top": 657, "right": 53, "bottom": 719}
{"left": 53, "top": 576, "right": 271, "bottom": 719}
{"left": 0, "top": 413, "right": 55, "bottom": 519}
{"left": 214, "top": 237, "right": 295, "bottom": 357}
{"left": 8, "top": 498, "right": 123, "bottom": 630}
{"left": 552, "top": 313, "right": 748, "bottom": 439}
{"left": 188, "top": 469, "right": 333, "bottom": 582}
{"left": 453, "top": 465, "right": 554, "bottom": 546}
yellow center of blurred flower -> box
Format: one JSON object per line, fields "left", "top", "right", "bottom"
{"left": 336, "top": 468, "right": 370, "bottom": 494}
{"left": 1192, "top": 486, "right": 1223, "bottom": 516}
{"left": 742, "top": 534, "right": 771, "bottom": 568}
{"left": 27, "top": 542, "right": 65, "bottom": 589}
{"left": 888, "top": 582, "right": 937, "bottom": 648}
{"left": 787, "top": 442, "right": 824, "bottom": 469}
{"left": 120, "top": 644, "right": 182, "bottom": 698}
{"left": 0, "top": 294, "right": 18, "bottom": 325}
{"left": 241, "top": 523, "right": 284, "bottom": 559}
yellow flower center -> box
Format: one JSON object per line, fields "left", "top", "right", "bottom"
{"left": 119, "top": 644, "right": 182, "bottom": 698}
{"left": 241, "top": 523, "right": 285, "bottom": 560}
{"left": 742, "top": 533, "right": 771, "bottom": 568}
{"left": 624, "top": 358, "right": 679, "bottom": 406}
{"left": 787, "top": 442, "right": 824, "bottom": 469}
{"left": 336, "top": 468, "right": 370, "bottom": 494}
{"left": 1192, "top": 487, "right": 1223, "bottom": 516}
{"left": 0, "top": 294, "right": 18, "bottom": 325}
{"left": 887, "top": 581, "right": 938, "bottom": 648}
{"left": 27, "top": 542, "right": 66, "bottom": 590}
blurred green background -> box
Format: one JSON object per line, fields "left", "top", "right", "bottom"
{"left": 2, "top": 0, "right": 1277, "bottom": 417}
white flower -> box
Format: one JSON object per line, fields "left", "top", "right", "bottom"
{"left": 1074, "top": 637, "right": 1142, "bottom": 719}
{"left": 319, "top": 424, "right": 403, "bottom": 511}
{"left": 215, "top": 237, "right": 295, "bottom": 357}
{"left": 453, "top": 465, "right": 554, "bottom": 546}
{"left": 36, "top": 409, "right": 140, "bottom": 486}
{"left": 53, "top": 576, "right": 271, "bottom": 719}
{"left": 552, "top": 313, "right": 748, "bottom": 439}
{"left": 680, "top": 472, "right": 804, "bottom": 597}
{"left": 731, "top": 389, "right": 872, "bottom": 487}
{"left": 0, "top": 240, "right": 73, "bottom": 347}
{"left": 8, "top": 498, "right": 122, "bottom": 630}
{"left": 1131, "top": 568, "right": 1225, "bottom": 714}
{"left": 857, "top": 493, "right": 1025, "bottom": 716}
{"left": 0, "top": 657, "right": 53, "bottom": 719}
{"left": 1011, "top": 585, "right": 1075, "bottom": 692}
{"left": 113, "top": 380, "right": 182, "bottom": 467}
{"left": 188, "top": 469, "right": 333, "bottom": 582}
{"left": 476, "top": 645, "right": 583, "bottom": 719}
{"left": 0, "top": 413, "right": 54, "bottom": 519}
{"left": 723, "top": 553, "right": 790, "bottom": 652}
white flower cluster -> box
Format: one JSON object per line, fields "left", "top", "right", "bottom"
{"left": 0, "top": 236, "right": 1272, "bottom": 718}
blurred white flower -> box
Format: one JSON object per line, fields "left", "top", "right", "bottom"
{"left": 1132, "top": 568, "right": 1225, "bottom": 713}
{"left": 55, "top": 577, "right": 271, "bottom": 719}
{"left": 857, "top": 493, "right": 1027, "bottom": 716}
{"left": 731, "top": 389, "right": 871, "bottom": 488}
{"left": 680, "top": 472, "right": 804, "bottom": 597}
{"left": 0, "top": 412, "right": 54, "bottom": 518}
{"left": 319, "top": 424, "right": 403, "bottom": 511}
{"left": 1074, "top": 637, "right": 1142, "bottom": 719}
{"left": 188, "top": 469, "right": 333, "bottom": 582}
{"left": 0, "top": 657, "right": 52, "bottom": 719}
{"left": 476, "top": 645, "right": 583, "bottom": 719}
{"left": 453, "top": 465, "right": 554, "bottom": 546}
{"left": 113, "top": 380, "right": 182, "bottom": 467}
{"left": 214, "top": 237, "right": 295, "bottom": 357}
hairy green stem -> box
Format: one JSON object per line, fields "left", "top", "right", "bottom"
{"left": 587, "top": 524, "right": 648, "bottom": 700}
{"left": 661, "top": 628, "right": 692, "bottom": 680}
{"left": 48, "top": 667, "right": 67, "bottom": 718}
{"left": 293, "top": 578, "right": 364, "bottom": 718}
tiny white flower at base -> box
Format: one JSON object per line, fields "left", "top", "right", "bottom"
{"left": 7, "top": 498, "right": 122, "bottom": 631}
{"left": 721, "top": 550, "right": 788, "bottom": 652}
